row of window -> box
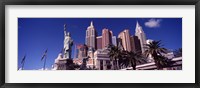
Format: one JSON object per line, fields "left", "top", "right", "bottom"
{"left": 86, "top": 29, "right": 95, "bottom": 36}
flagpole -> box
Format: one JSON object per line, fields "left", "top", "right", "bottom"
{"left": 20, "top": 54, "right": 26, "bottom": 70}
{"left": 22, "top": 60, "right": 25, "bottom": 70}
{"left": 41, "top": 49, "right": 47, "bottom": 70}
{"left": 43, "top": 54, "right": 47, "bottom": 70}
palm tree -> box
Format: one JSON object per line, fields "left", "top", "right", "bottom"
{"left": 108, "top": 44, "right": 121, "bottom": 70}
{"left": 159, "top": 55, "right": 176, "bottom": 68}
{"left": 174, "top": 48, "right": 182, "bottom": 57}
{"left": 115, "top": 50, "right": 127, "bottom": 69}
{"left": 121, "top": 51, "right": 146, "bottom": 70}
{"left": 144, "top": 40, "right": 168, "bottom": 70}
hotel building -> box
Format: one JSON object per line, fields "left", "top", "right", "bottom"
{"left": 130, "top": 35, "right": 142, "bottom": 52}
{"left": 112, "top": 36, "right": 117, "bottom": 46}
{"left": 102, "top": 28, "right": 113, "bottom": 49}
{"left": 135, "top": 21, "right": 147, "bottom": 53}
{"left": 118, "top": 29, "right": 132, "bottom": 52}
{"left": 96, "top": 36, "right": 102, "bottom": 50}
{"left": 94, "top": 49, "right": 114, "bottom": 70}
{"left": 85, "top": 21, "right": 97, "bottom": 50}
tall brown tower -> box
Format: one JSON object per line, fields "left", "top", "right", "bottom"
{"left": 102, "top": 28, "right": 113, "bottom": 49}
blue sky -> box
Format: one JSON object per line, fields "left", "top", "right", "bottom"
{"left": 18, "top": 18, "right": 182, "bottom": 70}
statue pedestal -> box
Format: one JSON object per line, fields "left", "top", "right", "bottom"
{"left": 53, "top": 58, "right": 67, "bottom": 70}
{"left": 53, "top": 53, "right": 74, "bottom": 70}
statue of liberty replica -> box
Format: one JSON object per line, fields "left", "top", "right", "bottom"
{"left": 63, "top": 24, "right": 73, "bottom": 59}
{"left": 52, "top": 24, "right": 74, "bottom": 70}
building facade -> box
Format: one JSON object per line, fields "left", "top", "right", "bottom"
{"left": 96, "top": 36, "right": 102, "bottom": 50}
{"left": 135, "top": 21, "right": 147, "bottom": 53}
{"left": 112, "top": 36, "right": 117, "bottom": 46}
{"left": 146, "top": 39, "right": 153, "bottom": 44}
{"left": 75, "top": 44, "right": 88, "bottom": 59}
{"left": 85, "top": 21, "right": 97, "bottom": 50}
{"left": 102, "top": 28, "right": 113, "bottom": 49}
{"left": 118, "top": 29, "right": 132, "bottom": 51}
{"left": 94, "top": 49, "right": 114, "bottom": 70}
{"left": 130, "top": 35, "right": 142, "bottom": 52}
{"left": 87, "top": 47, "right": 95, "bottom": 68}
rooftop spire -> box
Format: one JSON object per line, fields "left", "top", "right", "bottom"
{"left": 135, "top": 21, "right": 143, "bottom": 33}
{"left": 136, "top": 21, "right": 140, "bottom": 28}
{"left": 90, "top": 21, "right": 93, "bottom": 27}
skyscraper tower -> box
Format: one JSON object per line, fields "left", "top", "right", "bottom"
{"left": 118, "top": 29, "right": 131, "bottom": 52}
{"left": 102, "top": 28, "right": 113, "bottom": 49}
{"left": 130, "top": 35, "right": 142, "bottom": 53}
{"left": 112, "top": 36, "right": 117, "bottom": 46}
{"left": 85, "top": 21, "right": 97, "bottom": 49}
{"left": 135, "top": 21, "right": 147, "bottom": 53}
{"left": 96, "top": 36, "right": 102, "bottom": 50}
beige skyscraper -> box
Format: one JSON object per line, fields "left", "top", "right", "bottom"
{"left": 118, "top": 29, "right": 131, "bottom": 52}
{"left": 112, "top": 36, "right": 117, "bottom": 46}
{"left": 135, "top": 21, "right": 147, "bottom": 53}
{"left": 85, "top": 21, "right": 97, "bottom": 49}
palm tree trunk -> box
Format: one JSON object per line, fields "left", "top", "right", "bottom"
{"left": 131, "top": 61, "right": 136, "bottom": 70}
{"left": 153, "top": 53, "right": 162, "bottom": 70}
{"left": 116, "top": 59, "right": 119, "bottom": 70}
{"left": 154, "top": 60, "right": 162, "bottom": 70}
{"left": 114, "top": 59, "right": 117, "bottom": 70}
